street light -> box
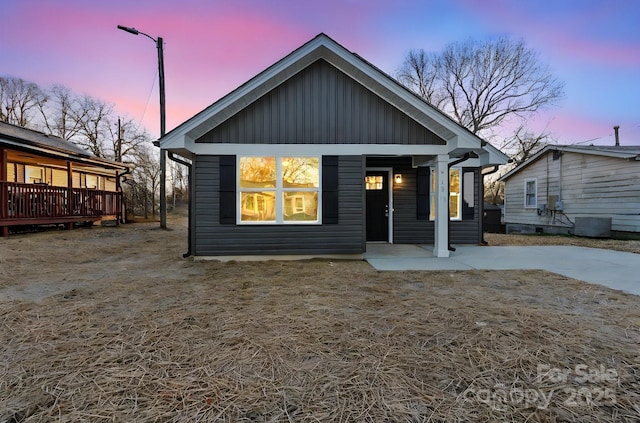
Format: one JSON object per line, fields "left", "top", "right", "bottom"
{"left": 117, "top": 24, "right": 167, "bottom": 229}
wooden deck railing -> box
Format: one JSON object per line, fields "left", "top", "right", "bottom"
{"left": 1, "top": 181, "right": 121, "bottom": 222}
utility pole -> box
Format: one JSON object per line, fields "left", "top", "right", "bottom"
{"left": 117, "top": 25, "right": 167, "bottom": 229}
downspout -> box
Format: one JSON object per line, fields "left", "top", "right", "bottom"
{"left": 167, "top": 152, "right": 192, "bottom": 258}
{"left": 447, "top": 152, "right": 472, "bottom": 252}
{"left": 479, "top": 164, "right": 500, "bottom": 245}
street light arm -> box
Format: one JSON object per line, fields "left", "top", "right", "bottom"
{"left": 117, "top": 24, "right": 156, "bottom": 43}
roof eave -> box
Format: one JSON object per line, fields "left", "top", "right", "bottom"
{"left": 1, "top": 138, "right": 127, "bottom": 170}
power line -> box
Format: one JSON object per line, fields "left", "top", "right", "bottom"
{"left": 136, "top": 68, "right": 158, "bottom": 132}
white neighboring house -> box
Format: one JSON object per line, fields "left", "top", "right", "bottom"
{"left": 499, "top": 145, "right": 640, "bottom": 239}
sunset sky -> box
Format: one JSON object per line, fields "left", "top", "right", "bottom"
{"left": 1, "top": 0, "right": 639, "bottom": 147}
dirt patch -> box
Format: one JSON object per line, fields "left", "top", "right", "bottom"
{"left": 1, "top": 219, "right": 640, "bottom": 422}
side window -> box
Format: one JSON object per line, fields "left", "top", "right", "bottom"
{"left": 524, "top": 178, "right": 537, "bottom": 208}
{"left": 429, "top": 168, "right": 462, "bottom": 220}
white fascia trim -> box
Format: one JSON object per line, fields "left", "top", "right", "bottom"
{"left": 184, "top": 142, "right": 451, "bottom": 156}
{"left": 477, "top": 147, "right": 509, "bottom": 166}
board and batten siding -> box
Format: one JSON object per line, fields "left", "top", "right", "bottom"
{"left": 504, "top": 151, "right": 640, "bottom": 233}
{"left": 193, "top": 155, "right": 365, "bottom": 256}
{"left": 196, "top": 59, "right": 445, "bottom": 146}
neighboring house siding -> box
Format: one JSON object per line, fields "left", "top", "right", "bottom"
{"left": 504, "top": 155, "right": 553, "bottom": 227}
{"left": 196, "top": 59, "right": 445, "bottom": 146}
{"left": 504, "top": 151, "right": 640, "bottom": 233}
{"left": 193, "top": 155, "right": 365, "bottom": 255}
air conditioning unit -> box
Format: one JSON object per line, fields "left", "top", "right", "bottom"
{"left": 574, "top": 217, "right": 611, "bottom": 238}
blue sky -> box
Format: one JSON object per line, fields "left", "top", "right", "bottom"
{"left": 1, "top": 0, "right": 638, "bottom": 146}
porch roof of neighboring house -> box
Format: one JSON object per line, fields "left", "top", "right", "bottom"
{"left": 0, "top": 121, "right": 127, "bottom": 171}
{"left": 499, "top": 144, "right": 640, "bottom": 182}
{"left": 159, "top": 33, "right": 509, "bottom": 167}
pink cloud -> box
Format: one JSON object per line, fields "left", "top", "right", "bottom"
{"left": 527, "top": 110, "right": 639, "bottom": 146}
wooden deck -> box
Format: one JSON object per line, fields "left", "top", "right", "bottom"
{"left": 1, "top": 181, "right": 122, "bottom": 236}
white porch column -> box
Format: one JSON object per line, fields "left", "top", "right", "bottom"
{"left": 433, "top": 154, "right": 450, "bottom": 257}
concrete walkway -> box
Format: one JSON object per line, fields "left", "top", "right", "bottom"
{"left": 364, "top": 244, "right": 640, "bottom": 296}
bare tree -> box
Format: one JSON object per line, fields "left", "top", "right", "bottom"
{"left": 483, "top": 177, "right": 505, "bottom": 205}
{"left": 0, "top": 76, "right": 47, "bottom": 127}
{"left": 397, "top": 37, "right": 564, "bottom": 139}
{"left": 396, "top": 49, "right": 445, "bottom": 109}
{"left": 103, "top": 117, "right": 150, "bottom": 162}
{"left": 502, "top": 123, "right": 553, "bottom": 166}
{"left": 72, "top": 95, "right": 114, "bottom": 158}
{"left": 37, "top": 84, "right": 85, "bottom": 140}
{"left": 133, "top": 145, "right": 161, "bottom": 219}
{"left": 168, "top": 159, "right": 188, "bottom": 211}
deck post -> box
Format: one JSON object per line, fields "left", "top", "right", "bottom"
{"left": 1, "top": 148, "right": 7, "bottom": 236}
{"left": 433, "top": 154, "right": 450, "bottom": 258}
{"left": 1, "top": 147, "right": 7, "bottom": 220}
{"left": 67, "top": 162, "right": 74, "bottom": 231}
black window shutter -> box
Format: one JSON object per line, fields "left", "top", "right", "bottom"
{"left": 322, "top": 156, "right": 339, "bottom": 224}
{"left": 416, "top": 167, "right": 430, "bottom": 220}
{"left": 462, "top": 168, "right": 475, "bottom": 220}
{"left": 219, "top": 155, "right": 236, "bottom": 224}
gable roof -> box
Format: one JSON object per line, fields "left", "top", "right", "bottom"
{"left": 499, "top": 144, "right": 640, "bottom": 181}
{"left": 0, "top": 121, "right": 127, "bottom": 170}
{"left": 160, "top": 33, "right": 508, "bottom": 165}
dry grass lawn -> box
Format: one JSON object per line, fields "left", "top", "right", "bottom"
{"left": 485, "top": 232, "right": 640, "bottom": 254}
{"left": 1, "top": 219, "right": 640, "bottom": 422}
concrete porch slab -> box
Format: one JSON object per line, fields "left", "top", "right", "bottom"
{"left": 364, "top": 244, "right": 640, "bottom": 296}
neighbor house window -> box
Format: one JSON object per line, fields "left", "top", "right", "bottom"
{"left": 25, "top": 165, "right": 44, "bottom": 184}
{"left": 238, "top": 156, "right": 319, "bottom": 224}
{"left": 86, "top": 174, "right": 98, "bottom": 189}
{"left": 429, "top": 168, "right": 461, "bottom": 220}
{"left": 524, "top": 178, "right": 537, "bottom": 208}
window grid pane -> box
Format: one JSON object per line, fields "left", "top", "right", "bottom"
{"left": 365, "top": 175, "right": 384, "bottom": 190}
{"left": 240, "top": 192, "right": 276, "bottom": 221}
{"left": 240, "top": 157, "right": 276, "bottom": 188}
{"left": 282, "top": 157, "right": 319, "bottom": 188}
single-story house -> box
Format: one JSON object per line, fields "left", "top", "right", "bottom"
{"left": 499, "top": 144, "right": 640, "bottom": 238}
{"left": 1, "top": 121, "right": 128, "bottom": 236}
{"left": 160, "top": 33, "right": 509, "bottom": 258}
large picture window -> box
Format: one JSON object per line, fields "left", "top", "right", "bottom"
{"left": 239, "top": 156, "right": 319, "bottom": 224}
{"left": 429, "top": 168, "right": 462, "bottom": 220}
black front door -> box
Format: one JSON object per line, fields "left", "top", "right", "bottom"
{"left": 366, "top": 171, "right": 389, "bottom": 242}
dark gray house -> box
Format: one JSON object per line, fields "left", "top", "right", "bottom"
{"left": 160, "top": 33, "right": 508, "bottom": 258}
